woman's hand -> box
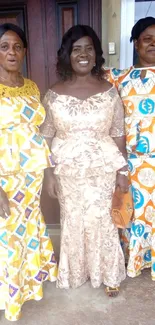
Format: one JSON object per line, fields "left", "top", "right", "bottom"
{"left": 44, "top": 168, "right": 57, "bottom": 198}
{"left": 116, "top": 174, "right": 129, "bottom": 193}
{"left": 0, "top": 187, "right": 11, "bottom": 219}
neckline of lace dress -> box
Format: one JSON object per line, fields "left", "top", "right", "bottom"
{"left": 49, "top": 85, "right": 115, "bottom": 101}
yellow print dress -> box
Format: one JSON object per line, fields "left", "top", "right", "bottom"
{"left": 0, "top": 79, "right": 57, "bottom": 321}
{"left": 108, "top": 67, "right": 155, "bottom": 279}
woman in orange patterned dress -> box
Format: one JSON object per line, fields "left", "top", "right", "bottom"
{"left": 107, "top": 17, "right": 155, "bottom": 280}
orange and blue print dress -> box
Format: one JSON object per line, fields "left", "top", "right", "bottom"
{"left": 108, "top": 66, "right": 155, "bottom": 279}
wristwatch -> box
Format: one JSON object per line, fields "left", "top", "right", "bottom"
{"left": 117, "top": 170, "right": 129, "bottom": 176}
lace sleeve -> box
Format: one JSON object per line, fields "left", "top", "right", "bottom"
{"left": 40, "top": 90, "right": 56, "bottom": 138}
{"left": 109, "top": 87, "right": 125, "bottom": 138}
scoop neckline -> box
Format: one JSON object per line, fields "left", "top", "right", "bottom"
{"left": 49, "top": 85, "right": 115, "bottom": 101}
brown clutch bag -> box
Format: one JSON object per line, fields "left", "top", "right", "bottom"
{"left": 111, "top": 186, "right": 133, "bottom": 229}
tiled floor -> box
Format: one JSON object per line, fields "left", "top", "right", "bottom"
{"left": 1, "top": 231, "right": 155, "bottom": 325}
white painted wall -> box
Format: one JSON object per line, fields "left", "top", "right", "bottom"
{"left": 102, "top": 0, "right": 122, "bottom": 67}
{"left": 135, "top": 1, "right": 155, "bottom": 22}
{"left": 119, "top": 0, "right": 135, "bottom": 69}
{"left": 101, "top": 0, "right": 155, "bottom": 69}
{"left": 120, "top": 0, "right": 155, "bottom": 69}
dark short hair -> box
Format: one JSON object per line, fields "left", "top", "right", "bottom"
{"left": 130, "top": 16, "right": 155, "bottom": 42}
{"left": 57, "top": 24, "right": 105, "bottom": 80}
{"left": 0, "top": 23, "right": 27, "bottom": 48}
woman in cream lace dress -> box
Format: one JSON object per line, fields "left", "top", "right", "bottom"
{"left": 41, "top": 25, "right": 128, "bottom": 296}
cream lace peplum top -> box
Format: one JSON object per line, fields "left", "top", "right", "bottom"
{"left": 41, "top": 86, "right": 127, "bottom": 178}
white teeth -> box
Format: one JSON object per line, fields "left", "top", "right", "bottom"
{"left": 79, "top": 61, "right": 88, "bottom": 64}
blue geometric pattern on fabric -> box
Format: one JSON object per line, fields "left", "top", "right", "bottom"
{"left": 144, "top": 232, "right": 149, "bottom": 239}
{"left": 130, "top": 69, "right": 141, "bottom": 79}
{"left": 1, "top": 178, "right": 7, "bottom": 187}
{"left": 132, "top": 187, "right": 144, "bottom": 209}
{"left": 22, "top": 106, "right": 34, "bottom": 120}
{"left": 0, "top": 231, "right": 7, "bottom": 245}
{"left": 44, "top": 228, "right": 49, "bottom": 237}
{"left": 128, "top": 160, "right": 133, "bottom": 173}
{"left": 144, "top": 250, "right": 151, "bottom": 262}
{"left": 8, "top": 250, "right": 14, "bottom": 258}
{"left": 136, "top": 136, "right": 150, "bottom": 153}
{"left": 128, "top": 153, "right": 137, "bottom": 158}
{"left": 112, "top": 68, "right": 122, "bottom": 76}
{"left": 20, "top": 152, "right": 29, "bottom": 167}
{"left": 32, "top": 134, "right": 43, "bottom": 145}
{"left": 152, "top": 262, "right": 155, "bottom": 272}
{"left": 132, "top": 223, "right": 145, "bottom": 237}
{"left": 8, "top": 126, "right": 14, "bottom": 131}
{"left": 16, "top": 224, "right": 26, "bottom": 236}
{"left": 122, "top": 81, "right": 130, "bottom": 88}
{"left": 141, "top": 78, "right": 149, "bottom": 84}
{"left": 25, "top": 174, "right": 35, "bottom": 187}
{"left": 28, "top": 239, "right": 39, "bottom": 250}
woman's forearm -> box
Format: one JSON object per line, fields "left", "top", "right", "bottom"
{"left": 113, "top": 136, "right": 127, "bottom": 160}
{"left": 44, "top": 136, "right": 53, "bottom": 150}
{"left": 113, "top": 136, "right": 128, "bottom": 171}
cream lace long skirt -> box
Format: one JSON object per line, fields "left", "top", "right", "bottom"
{"left": 56, "top": 172, "right": 126, "bottom": 289}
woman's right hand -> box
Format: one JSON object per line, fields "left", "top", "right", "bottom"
{"left": 0, "top": 187, "right": 11, "bottom": 219}
{"left": 44, "top": 168, "right": 57, "bottom": 198}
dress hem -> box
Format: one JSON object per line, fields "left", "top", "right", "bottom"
{"left": 127, "top": 262, "right": 151, "bottom": 278}
{"left": 1, "top": 277, "right": 57, "bottom": 322}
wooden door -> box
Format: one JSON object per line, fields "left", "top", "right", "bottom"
{"left": 0, "top": 3, "right": 28, "bottom": 76}
{"left": 40, "top": 0, "right": 102, "bottom": 225}
{"left": 0, "top": 0, "right": 102, "bottom": 225}
{"left": 44, "top": 0, "right": 102, "bottom": 93}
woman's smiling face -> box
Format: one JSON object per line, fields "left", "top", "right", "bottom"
{"left": 134, "top": 25, "right": 155, "bottom": 66}
{"left": 70, "top": 36, "right": 96, "bottom": 76}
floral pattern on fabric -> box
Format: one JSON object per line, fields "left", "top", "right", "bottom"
{"left": 41, "top": 87, "right": 127, "bottom": 288}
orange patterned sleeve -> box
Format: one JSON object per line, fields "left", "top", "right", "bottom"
{"left": 103, "top": 67, "right": 124, "bottom": 90}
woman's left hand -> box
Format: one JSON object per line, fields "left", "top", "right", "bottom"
{"left": 116, "top": 174, "right": 129, "bottom": 193}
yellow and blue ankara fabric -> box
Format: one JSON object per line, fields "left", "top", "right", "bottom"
{"left": 0, "top": 79, "right": 57, "bottom": 321}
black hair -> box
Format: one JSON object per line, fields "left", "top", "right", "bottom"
{"left": 130, "top": 16, "right": 155, "bottom": 42}
{"left": 57, "top": 24, "right": 105, "bottom": 80}
{"left": 0, "top": 23, "right": 27, "bottom": 48}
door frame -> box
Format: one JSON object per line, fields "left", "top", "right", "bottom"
{"left": 120, "top": 0, "right": 135, "bottom": 69}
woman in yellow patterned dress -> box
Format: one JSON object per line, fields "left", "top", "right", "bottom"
{"left": 0, "top": 23, "right": 57, "bottom": 321}
{"left": 107, "top": 17, "right": 155, "bottom": 280}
